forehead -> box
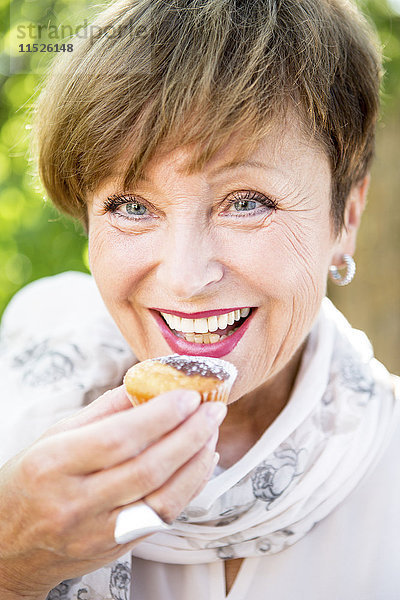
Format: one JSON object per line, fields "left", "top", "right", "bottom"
{"left": 99, "top": 109, "right": 330, "bottom": 197}
{"left": 132, "top": 117, "right": 329, "bottom": 187}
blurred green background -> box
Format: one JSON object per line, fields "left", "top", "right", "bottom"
{"left": 0, "top": 0, "right": 399, "bottom": 374}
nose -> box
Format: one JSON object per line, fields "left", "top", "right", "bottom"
{"left": 155, "top": 222, "right": 224, "bottom": 299}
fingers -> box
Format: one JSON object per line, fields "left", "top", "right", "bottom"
{"left": 66, "top": 407, "right": 224, "bottom": 554}
{"left": 145, "top": 436, "right": 220, "bottom": 523}
{"left": 106, "top": 433, "right": 220, "bottom": 544}
{"left": 38, "top": 389, "right": 202, "bottom": 474}
{"left": 1, "top": 384, "right": 226, "bottom": 589}
{"left": 87, "top": 402, "right": 226, "bottom": 510}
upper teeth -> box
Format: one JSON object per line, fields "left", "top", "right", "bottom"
{"left": 161, "top": 307, "right": 251, "bottom": 334}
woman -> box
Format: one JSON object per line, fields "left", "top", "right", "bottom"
{"left": 0, "top": 0, "right": 398, "bottom": 598}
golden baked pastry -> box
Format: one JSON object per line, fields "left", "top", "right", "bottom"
{"left": 124, "top": 354, "right": 237, "bottom": 406}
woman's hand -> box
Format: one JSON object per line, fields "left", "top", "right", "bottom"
{"left": 0, "top": 386, "right": 226, "bottom": 599}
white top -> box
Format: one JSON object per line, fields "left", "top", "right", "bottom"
{"left": 132, "top": 422, "right": 400, "bottom": 599}
{"left": 0, "top": 272, "right": 399, "bottom": 600}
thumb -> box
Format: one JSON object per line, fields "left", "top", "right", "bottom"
{"left": 42, "top": 385, "right": 134, "bottom": 437}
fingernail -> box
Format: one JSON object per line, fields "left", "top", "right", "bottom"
{"left": 178, "top": 390, "right": 201, "bottom": 417}
{"left": 205, "top": 452, "right": 220, "bottom": 479}
{"left": 205, "top": 402, "right": 227, "bottom": 425}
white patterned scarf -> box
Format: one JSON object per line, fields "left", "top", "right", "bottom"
{"left": 0, "top": 273, "right": 398, "bottom": 600}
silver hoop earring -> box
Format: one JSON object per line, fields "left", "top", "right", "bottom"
{"left": 328, "top": 254, "right": 356, "bottom": 286}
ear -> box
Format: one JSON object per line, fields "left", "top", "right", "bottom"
{"left": 330, "top": 174, "right": 370, "bottom": 267}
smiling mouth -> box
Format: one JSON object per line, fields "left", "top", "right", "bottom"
{"left": 158, "top": 308, "right": 253, "bottom": 344}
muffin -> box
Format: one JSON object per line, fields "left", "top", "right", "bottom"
{"left": 124, "top": 354, "right": 237, "bottom": 406}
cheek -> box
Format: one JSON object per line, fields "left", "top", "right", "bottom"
{"left": 277, "top": 222, "right": 327, "bottom": 283}
{"left": 238, "top": 214, "right": 333, "bottom": 302}
{"left": 88, "top": 226, "right": 153, "bottom": 301}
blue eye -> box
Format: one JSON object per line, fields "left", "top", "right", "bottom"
{"left": 103, "top": 194, "right": 151, "bottom": 221}
{"left": 225, "top": 191, "right": 277, "bottom": 217}
{"left": 233, "top": 199, "right": 258, "bottom": 211}
{"left": 125, "top": 202, "right": 147, "bottom": 216}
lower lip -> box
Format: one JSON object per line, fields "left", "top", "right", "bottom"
{"left": 150, "top": 309, "right": 256, "bottom": 358}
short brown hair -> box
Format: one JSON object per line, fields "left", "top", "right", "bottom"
{"left": 34, "top": 0, "right": 383, "bottom": 234}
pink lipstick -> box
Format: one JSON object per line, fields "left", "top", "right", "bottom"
{"left": 150, "top": 308, "right": 256, "bottom": 358}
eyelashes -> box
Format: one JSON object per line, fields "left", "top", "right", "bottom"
{"left": 102, "top": 190, "right": 277, "bottom": 222}
{"left": 103, "top": 194, "right": 139, "bottom": 212}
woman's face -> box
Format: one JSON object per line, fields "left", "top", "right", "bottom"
{"left": 87, "top": 118, "right": 341, "bottom": 403}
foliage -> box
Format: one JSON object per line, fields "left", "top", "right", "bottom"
{"left": 0, "top": 0, "right": 96, "bottom": 312}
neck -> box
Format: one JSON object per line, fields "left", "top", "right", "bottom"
{"left": 216, "top": 342, "right": 306, "bottom": 468}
